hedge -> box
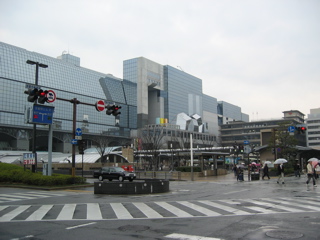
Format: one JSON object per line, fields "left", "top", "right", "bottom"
{"left": 0, "top": 163, "right": 85, "bottom": 186}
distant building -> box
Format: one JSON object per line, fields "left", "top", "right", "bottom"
{"left": 306, "top": 108, "right": 320, "bottom": 149}
{"left": 220, "top": 110, "right": 307, "bottom": 148}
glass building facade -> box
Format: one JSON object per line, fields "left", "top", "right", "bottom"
{"left": 0, "top": 42, "right": 132, "bottom": 152}
{"left": 1, "top": 42, "right": 249, "bottom": 152}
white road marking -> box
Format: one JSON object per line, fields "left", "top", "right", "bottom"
{"left": 165, "top": 233, "right": 223, "bottom": 240}
{"left": 66, "top": 222, "right": 96, "bottom": 230}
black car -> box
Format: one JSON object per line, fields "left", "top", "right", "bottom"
{"left": 93, "top": 167, "right": 136, "bottom": 182}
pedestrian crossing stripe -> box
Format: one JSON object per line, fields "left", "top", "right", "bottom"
{"left": 0, "top": 196, "right": 319, "bottom": 222}
{"left": 0, "top": 191, "right": 67, "bottom": 203}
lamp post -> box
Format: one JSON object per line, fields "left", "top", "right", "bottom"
{"left": 26, "top": 60, "right": 48, "bottom": 172}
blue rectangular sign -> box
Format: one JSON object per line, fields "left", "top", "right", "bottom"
{"left": 32, "top": 105, "right": 55, "bottom": 125}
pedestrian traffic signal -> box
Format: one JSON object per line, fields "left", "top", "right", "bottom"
{"left": 37, "top": 90, "right": 49, "bottom": 104}
{"left": 106, "top": 104, "right": 121, "bottom": 116}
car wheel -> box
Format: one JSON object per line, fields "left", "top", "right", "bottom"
{"left": 129, "top": 178, "right": 133, "bottom": 182}
{"left": 108, "top": 179, "right": 112, "bottom": 181}
{"left": 119, "top": 176, "right": 124, "bottom": 182}
{"left": 98, "top": 175, "right": 103, "bottom": 181}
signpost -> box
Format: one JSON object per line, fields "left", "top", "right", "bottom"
{"left": 23, "top": 153, "right": 36, "bottom": 165}
{"left": 46, "top": 90, "right": 56, "bottom": 103}
{"left": 75, "top": 128, "right": 82, "bottom": 140}
{"left": 95, "top": 100, "right": 105, "bottom": 112}
{"left": 31, "top": 105, "right": 55, "bottom": 125}
{"left": 288, "top": 126, "right": 295, "bottom": 136}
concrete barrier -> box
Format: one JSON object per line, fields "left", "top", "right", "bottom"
{"left": 94, "top": 179, "right": 170, "bottom": 194}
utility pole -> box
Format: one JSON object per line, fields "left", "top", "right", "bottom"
{"left": 26, "top": 60, "right": 48, "bottom": 172}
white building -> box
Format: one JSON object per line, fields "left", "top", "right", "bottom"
{"left": 306, "top": 108, "right": 320, "bottom": 149}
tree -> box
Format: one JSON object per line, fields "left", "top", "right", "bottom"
{"left": 138, "top": 125, "right": 165, "bottom": 170}
{"left": 268, "top": 121, "right": 298, "bottom": 164}
{"left": 91, "top": 136, "right": 113, "bottom": 163}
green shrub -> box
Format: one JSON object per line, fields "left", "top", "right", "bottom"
{"left": 0, "top": 163, "right": 86, "bottom": 186}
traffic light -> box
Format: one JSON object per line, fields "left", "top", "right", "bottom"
{"left": 106, "top": 104, "right": 121, "bottom": 116}
{"left": 296, "top": 126, "right": 307, "bottom": 134}
{"left": 37, "top": 90, "right": 49, "bottom": 104}
{"left": 106, "top": 104, "right": 114, "bottom": 115}
{"left": 239, "top": 145, "right": 244, "bottom": 153}
{"left": 25, "top": 88, "right": 49, "bottom": 104}
{"left": 78, "top": 140, "right": 86, "bottom": 155}
{"left": 112, "top": 105, "right": 121, "bottom": 116}
{"left": 25, "top": 88, "right": 39, "bottom": 102}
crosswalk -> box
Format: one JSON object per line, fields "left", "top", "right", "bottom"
{"left": 0, "top": 196, "right": 319, "bottom": 222}
{"left": 0, "top": 191, "right": 67, "bottom": 204}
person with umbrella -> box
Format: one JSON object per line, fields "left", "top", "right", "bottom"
{"left": 275, "top": 158, "right": 287, "bottom": 184}
{"left": 306, "top": 160, "right": 317, "bottom": 187}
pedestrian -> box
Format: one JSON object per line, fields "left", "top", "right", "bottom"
{"left": 306, "top": 161, "right": 317, "bottom": 187}
{"left": 293, "top": 163, "right": 301, "bottom": 177}
{"left": 262, "top": 163, "right": 270, "bottom": 180}
{"left": 277, "top": 163, "right": 285, "bottom": 184}
{"left": 237, "top": 167, "right": 244, "bottom": 181}
{"left": 232, "top": 164, "right": 237, "bottom": 177}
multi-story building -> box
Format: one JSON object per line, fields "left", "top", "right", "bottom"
{"left": 306, "top": 108, "right": 320, "bottom": 149}
{"left": 0, "top": 41, "right": 248, "bottom": 154}
{"left": 220, "top": 110, "right": 306, "bottom": 148}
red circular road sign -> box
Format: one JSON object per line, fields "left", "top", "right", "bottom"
{"left": 95, "top": 100, "right": 105, "bottom": 112}
{"left": 46, "top": 90, "right": 56, "bottom": 103}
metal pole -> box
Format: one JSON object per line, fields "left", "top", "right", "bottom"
{"left": 190, "top": 133, "right": 194, "bottom": 181}
{"left": 71, "top": 98, "right": 77, "bottom": 178}
{"left": 48, "top": 123, "right": 53, "bottom": 176}
{"left": 32, "top": 64, "right": 39, "bottom": 172}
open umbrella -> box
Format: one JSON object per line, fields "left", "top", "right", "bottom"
{"left": 308, "top": 158, "right": 319, "bottom": 167}
{"left": 274, "top": 158, "right": 288, "bottom": 164}
{"left": 264, "top": 161, "right": 272, "bottom": 164}
{"left": 251, "top": 162, "right": 257, "bottom": 165}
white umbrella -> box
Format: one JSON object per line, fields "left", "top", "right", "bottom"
{"left": 308, "top": 158, "right": 318, "bottom": 162}
{"left": 274, "top": 158, "right": 288, "bottom": 164}
{"left": 264, "top": 161, "right": 272, "bottom": 164}
{"left": 308, "top": 158, "right": 319, "bottom": 167}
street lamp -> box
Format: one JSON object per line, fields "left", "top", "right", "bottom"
{"left": 26, "top": 60, "right": 48, "bottom": 172}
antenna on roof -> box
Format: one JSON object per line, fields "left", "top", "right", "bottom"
{"left": 177, "top": 66, "right": 184, "bottom": 71}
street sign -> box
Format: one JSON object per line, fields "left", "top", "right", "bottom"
{"left": 244, "top": 140, "right": 249, "bottom": 145}
{"left": 46, "top": 90, "right": 56, "bottom": 103}
{"left": 244, "top": 146, "right": 251, "bottom": 154}
{"left": 31, "top": 105, "right": 55, "bottom": 125}
{"left": 75, "top": 136, "right": 82, "bottom": 140}
{"left": 95, "top": 100, "right": 105, "bottom": 112}
{"left": 71, "top": 139, "right": 78, "bottom": 144}
{"left": 23, "top": 153, "right": 36, "bottom": 165}
{"left": 75, "top": 128, "right": 82, "bottom": 136}
{"left": 288, "top": 126, "right": 295, "bottom": 133}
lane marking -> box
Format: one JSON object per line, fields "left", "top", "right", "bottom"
{"left": 223, "top": 189, "right": 249, "bottom": 195}
{"left": 66, "top": 222, "right": 96, "bottom": 230}
{"left": 165, "top": 233, "right": 223, "bottom": 240}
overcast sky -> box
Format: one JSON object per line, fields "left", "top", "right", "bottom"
{"left": 1, "top": 0, "right": 319, "bottom": 121}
